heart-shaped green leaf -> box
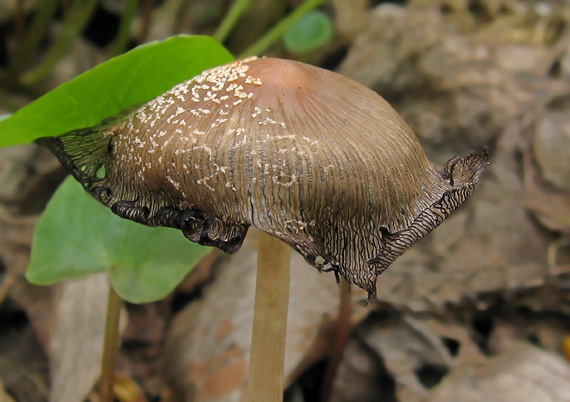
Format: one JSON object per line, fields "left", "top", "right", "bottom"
{"left": 283, "top": 10, "right": 332, "bottom": 54}
{"left": 27, "top": 177, "right": 212, "bottom": 303}
{"left": 0, "top": 35, "right": 233, "bottom": 147}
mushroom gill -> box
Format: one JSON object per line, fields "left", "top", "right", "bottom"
{"left": 37, "top": 57, "right": 489, "bottom": 300}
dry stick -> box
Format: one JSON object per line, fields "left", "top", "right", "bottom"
{"left": 0, "top": 274, "right": 16, "bottom": 307}
{"left": 321, "top": 278, "right": 351, "bottom": 401}
{"left": 245, "top": 231, "right": 291, "bottom": 402}
{"left": 100, "top": 284, "right": 122, "bottom": 402}
{"left": 137, "top": 0, "right": 156, "bottom": 44}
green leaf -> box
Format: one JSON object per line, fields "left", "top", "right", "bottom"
{"left": 0, "top": 35, "right": 233, "bottom": 147}
{"left": 283, "top": 10, "right": 332, "bottom": 54}
{"left": 27, "top": 177, "right": 212, "bottom": 303}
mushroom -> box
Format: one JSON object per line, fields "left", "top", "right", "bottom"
{"left": 38, "top": 56, "right": 488, "bottom": 299}
{"left": 37, "top": 56, "right": 488, "bottom": 399}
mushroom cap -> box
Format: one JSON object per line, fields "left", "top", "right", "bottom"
{"left": 39, "top": 57, "right": 489, "bottom": 300}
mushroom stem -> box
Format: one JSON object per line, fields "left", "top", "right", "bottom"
{"left": 100, "top": 284, "right": 122, "bottom": 402}
{"left": 245, "top": 231, "right": 291, "bottom": 401}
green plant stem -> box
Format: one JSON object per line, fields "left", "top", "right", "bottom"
{"left": 112, "top": 0, "right": 140, "bottom": 56}
{"left": 213, "top": 0, "right": 251, "bottom": 43}
{"left": 20, "top": 0, "right": 98, "bottom": 86}
{"left": 245, "top": 231, "right": 291, "bottom": 402}
{"left": 100, "top": 284, "right": 122, "bottom": 402}
{"left": 239, "top": 0, "right": 323, "bottom": 58}
{"left": 9, "top": 0, "right": 60, "bottom": 77}
{"left": 321, "top": 278, "right": 351, "bottom": 401}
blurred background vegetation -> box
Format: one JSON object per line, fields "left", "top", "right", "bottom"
{"left": 0, "top": 0, "right": 340, "bottom": 114}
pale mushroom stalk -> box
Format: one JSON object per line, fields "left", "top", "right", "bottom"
{"left": 245, "top": 231, "right": 291, "bottom": 401}
{"left": 37, "top": 57, "right": 489, "bottom": 399}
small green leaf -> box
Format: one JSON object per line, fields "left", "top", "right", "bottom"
{"left": 0, "top": 35, "right": 233, "bottom": 147}
{"left": 27, "top": 177, "right": 212, "bottom": 303}
{"left": 283, "top": 10, "right": 332, "bottom": 53}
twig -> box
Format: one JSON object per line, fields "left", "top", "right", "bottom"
{"left": 320, "top": 278, "right": 351, "bottom": 401}
{"left": 244, "top": 231, "right": 291, "bottom": 402}
{"left": 137, "top": 0, "right": 156, "bottom": 44}
{"left": 0, "top": 274, "right": 16, "bottom": 307}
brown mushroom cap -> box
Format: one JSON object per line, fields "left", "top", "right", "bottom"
{"left": 38, "top": 57, "right": 489, "bottom": 300}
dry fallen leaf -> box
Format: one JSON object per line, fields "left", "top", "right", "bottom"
{"left": 49, "top": 273, "right": 126, "bottom": 402}
{"left": 331, "top": 0, "right": 368, "bottom": 39}
{"left": 327, "top": 335, "right": 386, "bottom": 402}
{"left": 339, "top": 3, "right": 570, "bottom": 152}
{"left": 426, "top": 342, "right": 570, "bottom": 402}
{"left": 330, "top": 312, "right": 486, "bottom": 402}
{"left": 524, "top": 108, "right": 570, "bottom": 234}
{"left": 534, "top": 106, "right": 570, "bottom": 193}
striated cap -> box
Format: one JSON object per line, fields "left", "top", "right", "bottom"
{"left": 38, "top": 57, "right": 489, "bottom": 301}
